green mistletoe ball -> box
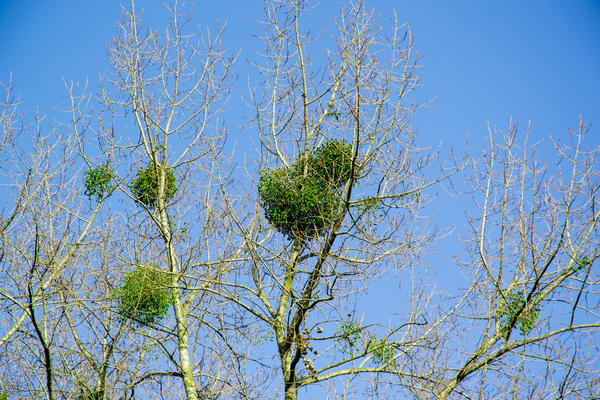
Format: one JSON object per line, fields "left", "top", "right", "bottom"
{"left": 495, "top": 288, "right": 540, "bottom": 335}
{"left": 116, "top": 265, "right": 173, "bottom": 327}
{"left": 131, "top": 162, "right": 177, "bottom": 209}
{"left": 258, "top": 140, "right": 355, "bottom": 240}
{"left": 83, "top": 164, "right": 115, "bottom": 201}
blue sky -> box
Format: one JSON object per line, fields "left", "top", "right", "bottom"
{"left": 1, "top": 0, "right": 598, "bottom": 149}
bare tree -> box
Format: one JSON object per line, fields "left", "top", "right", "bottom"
{"left": 76, "top": 1, "right": 238, "bottom": 398}
{"left": 2, "top": 0, "right": 238, "bottom": 398}
{"left": 0, "top": 77, "right": 108, "bottom": 399}
{"left": 212, "top": 2, "right": 599, "bottom": 399}
{"left": 431, "top": 121, "right": 600, "bottom": 399}
{"left": 212, "top": 1, "right": 458, "bottom": 399}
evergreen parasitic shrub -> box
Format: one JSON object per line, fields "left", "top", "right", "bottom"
{"left": 116, "top": 265, "right": 173, "bottom": 327}
{"left": 131, "top": 162, "right": 177, "bottom": 209}
{"left": 258, "top": 140, "right": 355, "bottom": 240}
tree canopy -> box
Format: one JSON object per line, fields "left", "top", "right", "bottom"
{"left": 0, "top": 1, "right": 598, "bottom": 399}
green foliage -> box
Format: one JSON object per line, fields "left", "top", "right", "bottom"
{"left": 76, "top": 388, "right": 104, "bottom": 400}
{"left": 197, "top": 384, "right": 220, "bottom": 400}
{"left": 131, "top": 162, "right": 177, "bottom": 209}
{"left": 258, "top": 140, "right": 355, "bottom": 240}
{"left": 369, "top": 338, "right": 396, "bottom": 366}
{"left": 83, "top": 164, "right": 115, "bottom": 201}
{"left": 495, "top": 288, "right": 540, "bottom": 335}
{"left": 359, "top": 197, "right": 381, "bottom": 210}
{"left": 258, "top": 168, "right": 336, "bottom": 240}
{"left": 335, "top": 321, "right": 362, "bottom": 355}
{"left": 255, "top": 330, "right": 275, "bottom": 345}
{"left": 115, "top": 265, "right": 173, "bottom": 327}
{"left": 335, "top": 322, "right": 397, "bottom": 365}
{"left": 355, "top": 196, "right": 384, "bottom": 221}
{"left": 573, "top": 255, "right": 591, "bottom": 272}
{"left": 325, "top": 103, "right": 341, "bottom": 121}
{"left": 0, "top": 392, "right": 8, "bottom": 400}
{"left": 304, "top": 139, "right": 355, "bottom": 186}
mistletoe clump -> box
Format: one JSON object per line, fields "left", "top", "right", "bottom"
{"left": 335, "top": 321, "right": 362, "bottom": 355}
{"left": 303, "top": 139, "right": 355, "bottom": 186}
{"left": 258, "top": 140, "right": 355, "bottom": 240}
{"left": 83, "top": 164, "right": 115, "bottom": 201}
{"left": 116, "top": 265, "right": 173, "bottom": 327}
{"left": 131, "top": 162, "right": 177, "bottom": 209}
{"left": 495, "top": 288, "right": 540, "bottom": 335}
{"left": 76, "top": 388, "right": 104, "bottom": 400}
{"left": 369, "top": 338, "right": 396, "bottom": 366}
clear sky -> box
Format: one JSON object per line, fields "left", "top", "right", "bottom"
{"left": 1, "top": 0, "right": 598, "bottom": 148}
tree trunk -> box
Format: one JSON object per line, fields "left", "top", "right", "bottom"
{"left": 284, "top": 380, "right": 298, "bottom": 400}
{"left": 172, "top": 292, "right": 198, "bottom": 400}
{"left": 159, "top": 203, "right": 198, "bottom": 400}
{"left": 275, "top": 242, "right": 302, "bottom": 400}
{"left": 280, "top": 346, "right": 298, "bottom": 400}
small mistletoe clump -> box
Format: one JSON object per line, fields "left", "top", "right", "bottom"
{"left": 115, "top": 265, "right": 173, "bottom": 327}
{"left": 335, "top": 321, "right": 362, "bottom": 355}
{"left": 369, "top": 338, "right": 396, "bottom": 366}
{"left": 495, "top": 288, "right": 540, "bottom": 335}
{"left": 258, "top": 140, "right": 355, "bottom": 240}
{"left": 76, "top": 388, "right": 104, "bottom": 400}
{"left": 83, "top": 164, "right": 115, "bottom": 201}
{"left": 131, "top": 162, "right": 177, "bottom": 209}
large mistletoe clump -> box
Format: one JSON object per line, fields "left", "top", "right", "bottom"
{"left": 258, "top": 140, "right": 356, "bottom": 240}
{"left": 131, "top": 162, "right": 177, "bottom": 209}
{"left": 116, "top": 265, "right": 174, "bottom": 327}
